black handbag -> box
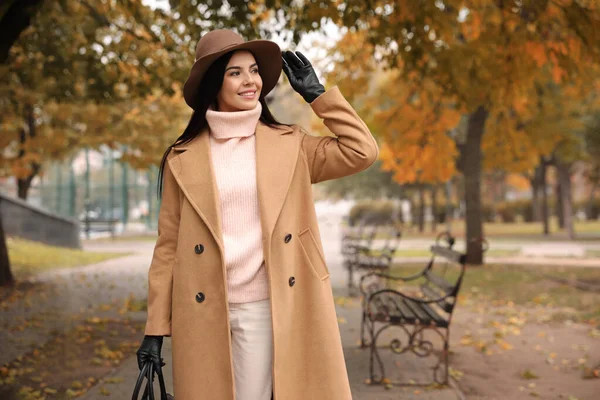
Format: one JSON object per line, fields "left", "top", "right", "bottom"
{"left": 132, "top": 359, "right": 175, "bottom": 400}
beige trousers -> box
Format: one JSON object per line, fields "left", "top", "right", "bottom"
{"left": 229, "top": 299, "right": 273, "bottom": 400}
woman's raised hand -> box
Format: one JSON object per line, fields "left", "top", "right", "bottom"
{"left": 281, "top": 50, "right": 325, "bottom": 103}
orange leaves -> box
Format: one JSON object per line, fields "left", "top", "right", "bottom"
{"left": 525, "top": 42, "right": 548, "bottom": 68}
{"left": 506, "top": 173, "right": 531, "bottom": 191}
{"left": 512, "top": 94, "right": 530, "bottom": 115}
{"left": 378, "top": 125, "right": 458, "bottom": 185}
{"left": 552, "top": 65, "right": 567, "bottom": 83}
{"left": 323, "top": 30, "right": 376, "bottom": 104}
{"left": 461, "top": 10, "right": 482, "bottom": 41}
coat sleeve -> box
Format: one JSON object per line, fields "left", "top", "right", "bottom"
{"left": 300, "top": 86, "right": 379, "bottom": 184}
{"left": 145, "top": 157, "right": 180, "bottom": 337}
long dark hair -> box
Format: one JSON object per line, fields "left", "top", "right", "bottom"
{"left": 157, "top": 50, "right": 290, "bottom": 198}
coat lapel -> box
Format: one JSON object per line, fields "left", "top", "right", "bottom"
{"left": 167, "top": 121, "right": 297, "bottom": 249}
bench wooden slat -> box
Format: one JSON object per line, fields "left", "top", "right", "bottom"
{"left": 416, "top": 301, "right": 449, "bottom": 327}
{"left": 402, "top": 298, "right": 433, "bottom": 324}
{"left": 420, "top": 284, "right": 454, "bottom": 313}
{"left": 369, "top": 293, "right": 401, "bottom": 322}
{"left": 387, "top": 295, "right": 404, "bottom": 317}
{"left": 423, "top": 269, "right": 454, "bottom": 292}
{"left": 430, "top": 245, "right": 466, "bottom": 264}
{"left": 405, "top": 298, "right": 448, "bottom": 327}
{"left": 394, "top": 297, "right": 417, "bottom": 321}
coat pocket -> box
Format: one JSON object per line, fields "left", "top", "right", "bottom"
{"left": 298, "top": 227, "right": 330, "bottom": 281}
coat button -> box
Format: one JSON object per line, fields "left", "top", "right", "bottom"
{"left": 195, "top": 292, "right": 205, "bottom": 303}
{"left": 194, "top": 244, "right": 204, "bottom": 254}
{"left": 289, "top": 276, "right": 295, "bottom": 287}
{"left": 284, "top": 234, "right": 292, "bottom": 243}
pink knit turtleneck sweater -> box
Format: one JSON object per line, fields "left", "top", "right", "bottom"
{"left": 205, "top": 102, "right": 268, "bottom": 304}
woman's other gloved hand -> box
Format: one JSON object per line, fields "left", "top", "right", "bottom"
{"left": 281, "top": 50, "right": 325, "bottom": 103}
{"left": 136, "top": 335, "right": 164, "bottom": 370}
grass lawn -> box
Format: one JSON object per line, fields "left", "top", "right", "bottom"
{"left": 587, "top": 249, "right": 600, "bottom": 258}
{"left": 371, "top": 248, "right": 521, "bottom": 258}
{"left": 7, "top": 237, "right": 131, "bottom": 280}
{"left": 84, "top": 234, "right": 158, "bottom": 243}
{"left": 343, "top": 218, "right": 600, "bottom": 241}
{"left": 389, "top": 263, "right": 600, "bottom": 323}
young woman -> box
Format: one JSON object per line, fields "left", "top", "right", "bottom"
{"left": 136, "top": 29, "right": 379, "bottom": 400}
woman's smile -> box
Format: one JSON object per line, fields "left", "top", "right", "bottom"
{"left": 239, "top": 89, "right": 257, "bottom": 99}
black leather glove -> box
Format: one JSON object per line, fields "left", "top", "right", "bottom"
{"left": 136, "top": 335, "right": 164, "bottom": 370}
{"left": 281, "top": 50, "right": 325, "bottom": 103}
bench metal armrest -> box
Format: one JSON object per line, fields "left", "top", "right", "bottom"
{"left": 358, "top": 269, "right": 425, "bottom": 296}
{"left": 365, "top": 288, "right": 425, "bottom": 311}
{"left": 367, "top": 287, "right": 453, "bottom": 308}
{"left": 361, "top": 267, "right": 457, "bottom": 306}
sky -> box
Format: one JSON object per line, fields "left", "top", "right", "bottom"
{"left": 140, "top": 0, "right": 342, "bottom": 79}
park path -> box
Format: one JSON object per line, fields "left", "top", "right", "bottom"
{"left": 76, "top": 213, "right": 463, "bottom": 399}
{"left": 4, "top": 209, "right": 599, "bottom": 398}
{"left": 0, "top": 245, "right": 152, "bottom": 367}
{"left": 5, "top": 205, "right": 600, "bottom": 398}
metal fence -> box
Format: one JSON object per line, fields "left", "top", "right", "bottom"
{"left": 2, "top": 147, "right": 160, "bottom": 239}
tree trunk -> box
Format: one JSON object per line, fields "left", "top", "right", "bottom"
{"left": 431, "top": 185, "right": 438, "bottom": 233}
{"left": 0, "top": 0, "right": 45, "bottom": 288}
{"left": 531, "top": 178, "right": 540, "bottom": 222}
{"left": 0, "top": 208, "right": 14, "bottom": 287}
{"left": 556, "top": 161, "right": 575, "bottom": 239}
{"left": 408, "top": 197, "right": 416, "bottom": 227}
{"left": 587, "top": 181, "right": 598, "bottom": 220}
{"left": 17, "top": 177, "right": 35, "bottom": 200}
{"left": 541, "top": 158, "right": 550, "bottom": 235}
{"left": 556, "top": 178, "right": 564, "bottom": 229}
{"left": 463, "top": 106, "right": 487, "bottom": 265}
{"left": 418, "top": 184, "right": 425, "bottom": 233}
{"left": 17, "top": 104, "right": 40, "bottom": 200}
{"left": 531, "top": 162, "right": 544, "bottom": 222}
{"left": 445, "top": 180, "right": 453, "bottom": 233}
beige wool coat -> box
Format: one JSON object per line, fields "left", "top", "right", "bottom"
{"left": 144, "top": 86, "right": 379, "bottom": 400}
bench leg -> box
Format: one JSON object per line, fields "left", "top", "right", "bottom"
{"left": 360, "top": 309, "right": 369, "bottom": 348}
{"left": 368, "top": 322, "right": 390, "bottom": 385}
{"left": 347, "top": 262, "right": 356, "bottom": 297}
{"left": 412, "top": 326, "right": 450, "bottom": 386}
{"left": 367, "top": 322, "right": 453, "bottom": 386}
{"left": 438, "top": 330, "right": 450, "bottom": 385}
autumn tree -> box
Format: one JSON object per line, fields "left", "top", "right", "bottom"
{"left": 0, "top": 0, "right": 193, "bottom": 286}
{"left": 285, "top": 0, "right": 600, "bottom": 263}
{"left": 583, "top": 113, "right": 600, "bottom": 217}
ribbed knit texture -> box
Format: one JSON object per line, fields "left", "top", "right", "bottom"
{"left": 205, "top": 102, "right": 269, "bottom": 304}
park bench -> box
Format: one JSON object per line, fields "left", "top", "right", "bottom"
{"left": 341, "top": 223, "right": 402, "bottom": 296}
{"left": 358, "top": 232, "right": 468, "bottom": 386}
{"left": 80, "top": 217, "right": 121, "bottom": 238}
{"left": 341, "top": 220, "right": 377, "bottom": 258}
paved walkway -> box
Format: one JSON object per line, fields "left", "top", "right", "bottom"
{"left": 75, "top": 215, "right": 462, "bottom": 399}
{"left": 6, "top": 214, "right": 599, "bottom": 398}
{"left": 0, "top": 247, "right": 151, "bottom": 367}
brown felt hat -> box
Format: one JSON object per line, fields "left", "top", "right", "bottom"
{"left": 183, "top": 29, "right": 282, "bottom": 109}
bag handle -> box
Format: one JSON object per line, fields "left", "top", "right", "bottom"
{"left": 156, "top": 359, "right": 169, "bottom": 399}
{"left": 132, "top": 359, "right": 170, "bottom": 400}
{"left": 147, "top": 362, "right": 155, "bottom": 399}
{"left": 132, "top": 362, "right": 149, "bottom": 400}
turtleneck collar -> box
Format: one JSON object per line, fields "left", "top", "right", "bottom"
{"left": 205, "top": 102, "right": 262, "bottom": 139}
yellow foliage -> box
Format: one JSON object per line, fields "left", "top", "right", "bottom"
{"left": 315, "top": 0, "right": 600, "bottom": 185}
{"left": 506, "top": 174, "right": 531, "bottom": 191}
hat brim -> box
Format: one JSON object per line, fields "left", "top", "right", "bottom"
{"left": 183, "top": 40, "right": 281, "bottom": 109}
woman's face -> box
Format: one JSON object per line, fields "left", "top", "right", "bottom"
{"left": 216, "top": 50, "right": 263, "bottom": 112}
